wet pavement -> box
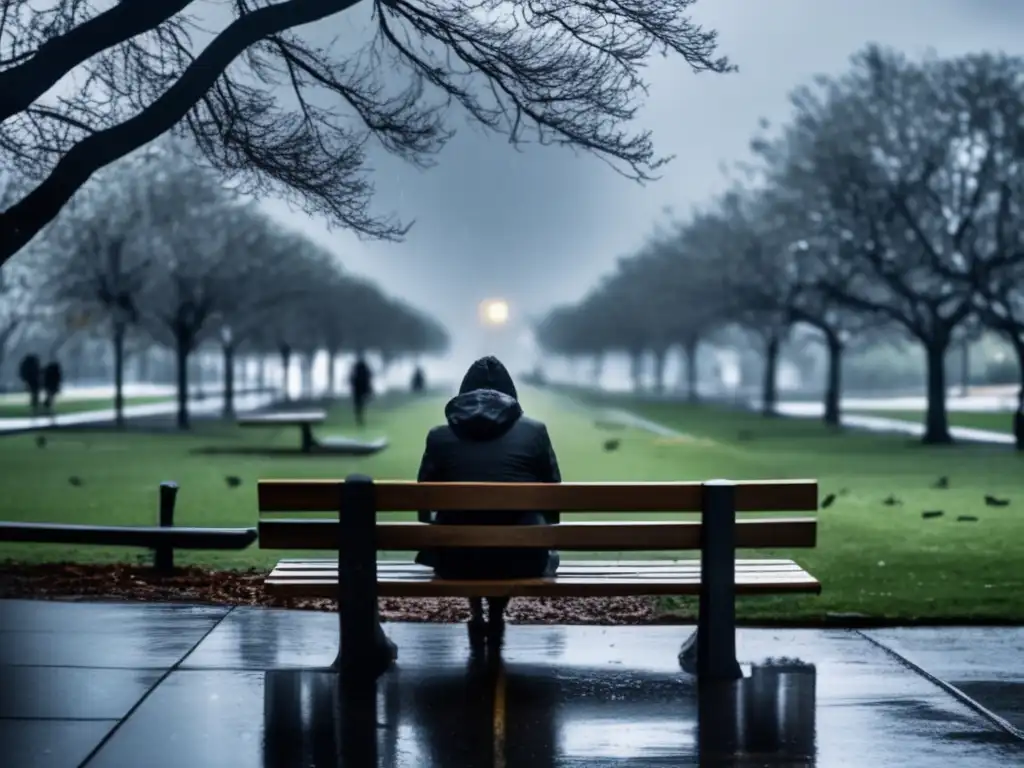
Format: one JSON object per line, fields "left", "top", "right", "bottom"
{"left": 1, "top": 600, "right": 1022, "bottom": 767}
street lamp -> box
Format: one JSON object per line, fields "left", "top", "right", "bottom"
{"left": 479, "top": 298, "right": 509, "bottom": 327}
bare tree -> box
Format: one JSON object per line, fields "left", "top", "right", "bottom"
{"left": 134, "top": 149, "right": 257, "bottom": 428}
{"left": 41, "top": 150, "right": 163, "bottom": 426}
{"left": 208, "top": 211, "right": 324, "bottom": 416}
{"left": 681, "top": 192, "right": 799, "bottom": 415}
{"left": 0, "top": 0, "right": 733, "bottom": 267}
{"left": 776, "top": 46, "right": 1024, "bottom": 443}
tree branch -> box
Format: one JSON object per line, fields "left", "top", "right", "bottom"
{"left": 0, "top": 0, "right": 193, "bottom": 123}
{"left": 0, "top": 0, "right": 362, "bottom": 267}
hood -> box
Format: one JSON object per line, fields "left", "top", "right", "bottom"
{"left": 445, "top": 356, "right": 522, "bottom": 440}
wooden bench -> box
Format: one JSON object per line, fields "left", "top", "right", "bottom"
{"left": 237, "top": 410, "right": 327, "bottom": 453}
{"left": 256, "top": 475, "right": 819, "bottom": 682}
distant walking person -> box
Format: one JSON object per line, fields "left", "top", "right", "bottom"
{"left": 42, "top": 361, "right": 63, "bottom": 412}
{"left": 348, "top": 355, "right": 373, "bottom": 427}
{"left": 18, "top": 354, "right": 42, "bottom": 415}
{"left": 411, "top": 366, "right": 425, "bottom": 394}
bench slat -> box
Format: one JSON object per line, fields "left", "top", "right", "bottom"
{"left": 257, "top": 519, "right": 817, "bottom": 551}
{"left": 257, "top": 479, "right": 818, "bottom": 513}
{"left": 271, "top": 560, "right": 809, "bottom": 575}
{"left": 265, "top": 559, "right": 821, "bottom": 598}
{"left": 0, "top": 522, "right": 257, "bottom": 549}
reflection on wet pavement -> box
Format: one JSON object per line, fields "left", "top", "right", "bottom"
{"left": 1, "top": 601, "right": 1023, "bottom": 767}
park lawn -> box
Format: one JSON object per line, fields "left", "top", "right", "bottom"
{"left": 0, "top": 395, "right": 172, "bottom": 419}
{"left": 846, "top": 409, "right": 1015, "bottom": 434}
{"left": 2, "top": 386, "right": 1023, "bottom": 622}
{"left": 567, "top": 388, "right": 1024, "bottom": 622}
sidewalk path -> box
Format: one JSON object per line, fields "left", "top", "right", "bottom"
{"left": 776, "top": 402, "right": 1014, "bottom": 446}
{"left": 579, "top": 389, "right": 1015, "bottom": 447}
{"left": 0, "top": 392, "right": 276, "bottom": 434}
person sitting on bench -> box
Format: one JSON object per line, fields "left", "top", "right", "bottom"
{"left": 414, "top": 355, "right": 562, "bottom": 644}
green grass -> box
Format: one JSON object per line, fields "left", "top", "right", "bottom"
{"left": 2, "top": 387, "right": 1023, "bottom": 622}
{"left": 569, "top": 389, "right": 1024, "bottom": 622}
{"left": 846, "top": 409, "right": 1015, "bottom": 433}
{"left": 0, "top": 395, "right": 171, "bottom": 418}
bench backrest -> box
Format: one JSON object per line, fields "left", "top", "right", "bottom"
{"left": 257, "top": 478, "right": 818, "bottom": 552}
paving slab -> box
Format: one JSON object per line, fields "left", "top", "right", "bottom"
{"left": 863, "top": 627, "right": 1024, "bottom": 734}
{"left": 93, "top": 608, "right": 1024, "bottom": 767}
{"left": 0, "top": 665, "right": 164, "bottom": 720}
{"left": 2, "top": 600, "right": 1022, "bottom": 767}
{"left": 0, "top": 599, "right": 228, "bottom": 668}
{"left": 0, "top": 719, "right": 118, "bottom": 768}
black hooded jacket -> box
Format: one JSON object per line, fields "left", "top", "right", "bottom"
{"left": 414, "top": 356, "right": 561, "bottom": 578}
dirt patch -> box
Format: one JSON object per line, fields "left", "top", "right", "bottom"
{"left": 0, "top": 562, "right": 662, "bottom": 625}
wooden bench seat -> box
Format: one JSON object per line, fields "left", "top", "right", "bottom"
{"left": 256, "top": 475, "right": 820, "bottom": 683}
{"left": 266, "top": 558, "right": 820, "bottom": 598}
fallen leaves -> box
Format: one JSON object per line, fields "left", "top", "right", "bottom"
{"left": 0, "top": 562, "right": 659, "bottom": 625}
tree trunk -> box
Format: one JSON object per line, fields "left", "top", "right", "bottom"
{"left": 326, "top": 349, "right": 337, "bottom": 396}
{"left": 629, "top": 350, "right": 643, "bottom": 393}
{"left": 112, "top": 321, "right": 126, "bottom": 429}
{"left": 175, "top": 336, "right": 190, "bottom": 430}
{"left": 590, "top": 353, "right": 604, "bottom": 387}
{"left": 923, "top": 339, "right": 952, "bottom": 444}
{"left": 222, "top": 343, "right": 235, "bottom": 419}
{"left": 762, "top": 335, "right": 781, "bottom": 417}
{"left": 258, "top": 356, "right": 268, "bottom": 391}
{"left": 137, "top": 346, "right": 150, "bottom": 383}
{"left": 279, "top": 345, "right": 292, "bottom": 401}
{"left": 823, "top": 332, "right": 844, "bottom": 428}
{"left": 1011, "top": 337, "right": 1024, "bottom": 452}
{"left": 681, "top": 338, "right": 699, "bottom": 402}
{"left": 652, "top": 348, "right": 667, "bottom": 393}
{"left": 303, "top": 354, "right": 315, "bottom": 397}
{"left": 959, "top": 339, "right": 970, "bottom": 397}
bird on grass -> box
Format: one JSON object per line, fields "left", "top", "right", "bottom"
{"left": 956, "top": 515, "right": 978, "bottom": 522}
{"left": 984, "top": 495, "right": 1009, "bottom": 507}
{"left": 225, "top": 476, "right": 242, "bottom": 489}
{"left": 68, "top": 476, "right": 83, "bottom": 487}
{"left": 921, "top": 510, "right": 944, "bottom": 519}
{"left": 820, "top": 493, "right": 836, "bottom": 510}
{"left": 882, "top": 494, "right": 902, "bottom": 507}
{"left": 603, "top": 439, "right": 620, "bottom": 452}
{"left": 36, "top": 435, "right": 46, "bottom": 448}
{"left": 932, "top": 476, "right": 949, "bottom": 489}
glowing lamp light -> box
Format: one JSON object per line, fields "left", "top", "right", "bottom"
{"left": 480, "top": 298, "right": 509, "bottom": 327}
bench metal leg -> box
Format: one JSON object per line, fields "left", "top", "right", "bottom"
{"left": 334, "top": 474, "right": 382, "bottom": 682}
{"left": 693, "top": 480, "right": 742, "bottom": 681}
{"left": 300, "top": 424, "right": 314, "bottom": 453}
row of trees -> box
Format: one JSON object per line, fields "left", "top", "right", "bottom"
{"left": 537, "top": 45, "right": 1024, "bottom": 445}
{"left": 2, "top": 139, "right": 448, "bottom": 428}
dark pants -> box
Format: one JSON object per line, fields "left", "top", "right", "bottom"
{"left": 416, "top": 511, "right": 560, "bottom": 623}
{"left": 353, "top": 394, "right": 367, "bottom": 426}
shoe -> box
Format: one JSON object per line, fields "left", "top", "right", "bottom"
{"left": 486, "top": 617, "right": 506, "bottom": 647}
{"left": 468, "top": 617, "right": 487, "bottom": 649}
{"left": 374, "top": 634, "right": 398, "bottom": 677}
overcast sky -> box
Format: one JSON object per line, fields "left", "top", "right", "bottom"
{"left": 256, "top": 0, "right": 1024, "bottom": 367}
